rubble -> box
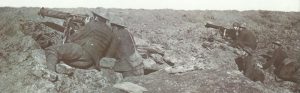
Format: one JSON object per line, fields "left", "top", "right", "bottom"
{"left": 20, "top": 35, "right": 40, "bottom": 51}
{"left": 73, "top": 69, "right": 123, "bottom": 87}
{"left": 164, "top": 66, "right": 196, "bottom": 74}
{"left": 150, "top": 53, "right": 164, "bottom": 64}
{"left": 113, "top": 82, "right": 148, "bottom": 93}
{"left": 143, "top": 58, "right": 156, "bottom": 69}
{"left": 30, "top": 49, "right": 46, "bottom": 64}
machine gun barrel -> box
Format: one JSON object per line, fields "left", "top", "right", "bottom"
{"left": 38, "top": 7, "right": 90, "bottom": 44}
{"left": 205, "top": 23, "right": 226, "bottom": 30}
{"left": 38, "top": 7, "right": 71, "bottom": 19}
{"left": 38, "top": 7, "right": 87, "bottom": 23}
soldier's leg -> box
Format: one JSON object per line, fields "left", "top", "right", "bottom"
{"left": 113, "top": 30, "right": 144, "bottom": 77}
{"left": 65, "top": 52, "right": 94, "bottom": 69}
{"left": 45, "top": 43, "right": 93, "bottom": 72}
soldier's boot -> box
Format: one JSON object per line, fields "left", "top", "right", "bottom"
{"left": 121, "top": 51, "right": 144, "bottom": 77}
{"left": 114, "top": 50, "right": 144, "bottom": 77}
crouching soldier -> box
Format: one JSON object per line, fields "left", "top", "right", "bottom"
{"left": 263, "top": 41, "right": 300, "bottom": 84}
{"left": 206, "top": 22, "right": 263, "bottom": 82}
{"left": 205, "top": 22, "right": 257, "bottom": 55}
{"left": 41, "top": 8, "right": 144, "bottom": 77}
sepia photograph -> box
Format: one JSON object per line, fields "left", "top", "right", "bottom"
{"left": 0, "top": 0, "right": 299, "bottom": 93}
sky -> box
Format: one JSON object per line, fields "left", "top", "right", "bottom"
{"left": 0, "top": 0, "right": 299, "bottom": 12}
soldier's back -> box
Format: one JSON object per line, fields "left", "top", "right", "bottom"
{"left": 70, "top": 20, "right": 114, "bottom": 63}
{"left": 274, "top": 59, "right": 300, "bottom": 84}
{"left": 236, "top": 29, "right": 257, "bottom": 50}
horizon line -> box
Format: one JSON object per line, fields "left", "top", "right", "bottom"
{"left": 0, "top": 6, "right": 299, "bottom": 12}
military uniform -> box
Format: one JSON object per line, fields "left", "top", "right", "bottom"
{"left": 206, "top": 22, "right": 257, "bottom": 55}
{"left": 45, "top": 20, "right": 144, "bottom": 76}
{"left": 261, "top": 43, "right": 300, "bottom": 83}
{"left": 232, "top": 23, "right": 257, "bottom": 55}
{"left": 46, "top": 20, "right": 113, "bottom": 69}
{"left": 263, "top": 46, "right": 288, "bottom": 69}
{"left": 274, "top": 59, "right": 300, "bottom": 83}
{"left": 232, "top": 22, "right": 263, "bottom": 82}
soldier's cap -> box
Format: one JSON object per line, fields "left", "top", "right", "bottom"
{"left": 111, "top": 23, "right": 126, "bottom": 29}
{"left": 91, "top": 11, "right": 109, "bottom": 22}
{"left": 232, "top": 22, "right": 241, "bottom": 27}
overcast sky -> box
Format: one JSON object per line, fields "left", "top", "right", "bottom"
{"left": 1, "top": 0, "right": 299, "bottom": 11}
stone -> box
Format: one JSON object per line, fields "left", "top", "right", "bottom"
{"left": 74, "top": 69, "right": 123, "bottom": 88}
{"left": 8, "top": 51, "right": 29, "bottom": 63}
{"left": 202, "top": 42, "right": 212, "bottom": 49}
{"left": 145, "top": 44, "right": 165, "bottom": 56}
{"left": 143, "top": 58, "right": 156, "bottom": 69}
{"left": 29, "top": 80, "right": 57, "bottom": 93}
{"left": 113, "top": 82, "right": 148, "bottom": 93}
{"left": 162, "top": 51, "right": 183, "bottom": 66}
{"left": 164, "top": 66, "right": 196, "bottom": 74}
{"left": 42, "top": 70, "right": 58, "bottom": 82}
{"left": 101, "top": 86, "right": 125, "bottom": 93}
{"left": 32, "top": 69, "right": 44, "bottom": 77}
{"left": 31, "top": 49, "right": 46, "bottom": 64}
{"left": 55, "top": 63, "right": 75, "bottom": 75}
{"left": 20, "top": 36, "right": 40, "bottom": 51}
{"left": 150, "top": 54, "right": 164, "bottom": 64}
{"left": 99, "top": 57, "right": 116, "bottom": 69}
{"left": 134, "top": 37, "right": 150, "bottom": 47}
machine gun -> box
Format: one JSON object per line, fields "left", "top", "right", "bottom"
{"left": 38, "top": 7, "right": 91, "bottom": 44}
{"left": 38, "top": 7, "right": 88, "bottom": 25}
{"left": 205, "top": 23, "right": 237, "bottom": 40}
{"left": 205, "top": 23, "right": 257, "bottom": 56}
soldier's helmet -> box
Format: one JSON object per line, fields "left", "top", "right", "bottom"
{"left": 232, "top": 22, "right": 241, "bottom": 28}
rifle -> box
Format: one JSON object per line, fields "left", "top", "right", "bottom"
{"left": 38, "top": 7, "right": 90, "bottom": 44}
